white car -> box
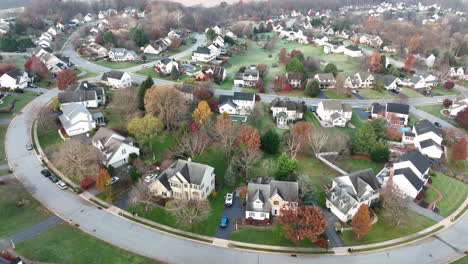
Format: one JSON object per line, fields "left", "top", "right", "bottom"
{"left": 107, "top": 177, "right": 119, "bottom": 185}
{"left": 26, "top": 144, "right": 33, "bottom": 151}
{"left": 225, "top": 192, "right": 233, "bottom": 207}
{"left": 145, "top": 173, "right": 158, "bottom": 183}
{"left": 56, "top": 181, "right": 68, "bottom": 190}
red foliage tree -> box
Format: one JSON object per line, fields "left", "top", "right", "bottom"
{"left": 188, "top": 122, "right": 199, "bottom": 131}
{"left": 57, "top": 69, "right": 77, "bottom": 90}
{"left": 80, "top": 177, "right": 95, "bottom": 190}
{"left": 278, "top": 48, "right": 290, "bottom": 64}
{"left": 207, "top": 98, "right": 219, "bottom": 113}
{"left": 278, "top": 204, "right": 327, "bottom": 244}
{"left": 255, "top": 94, "right": 261, "bottom": 102}
{"left": 0, "top": 64, "right": 17, "bottom": 75}
{"left": 25, "top": 56, "right": 49, "bottom": 79}
{"left": 290, "top": 49, "right": 303, "bottom": 60}
{"left": 451, "top": 138, "right": 468, "bottom": 160}
{"left": 443, "top": 99, "right": 452, "bottom": 108}
{"left": 368, "top": 52, "right": 382, "bottom": 73}
{"left": 255, "top": 79, "right": 265, "bottom": 93}
{"left": 352, "top": 204, "right": 372, "bottom": 239}
{"left": 314, "top": 237, "right": 328, "bottom": 248}
{"left": 170, "top": 37, "right": 182, "bottom": 49}
{"left": 454, "top": 108, "right": 468, "bottom": 127}
{"left": 236, "top": 124, "right": 260, "bottom": 150}
{"left": 151, "top": 26, "right": 162, "bottom": 40}
{"left": 444, "top": 81, "right": 455, "bottom": 90}
{"left": 403, "top": 55, "right": 415, "bottom": 72}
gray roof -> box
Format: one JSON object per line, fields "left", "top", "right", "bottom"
{"left": 383, "top": 75, "right": 398, "bottom": 87}
{"left": 270, "top": 98, "right": 305, "bottom": 113}
{"left": 219, "top": 95, "right": 237, "bottom": 108}
{"left": 397, "top": 150, "right": 432, "bottom": 175}
{"left": 414, "top": 119, "right": 443, "bottom": 137}
{"left": 345, "top": 45, "right": 360, "bottom": 51}
{"left": 386, "top": 103, "right": 409, "bottom": 115}
{"left": 4, "top": 68, "right": 23, "bottom": 78}
{"left": 58, "top": 103, "right": 90, "bottom": 131}
{"left": 58, "top": 90, "right": 97, "bottom": 104}
{"left": 233, "top": 92, "right": 255, "bottom": 101}
{"left": 102, "top": 70, "right": 125, "bottom": 81}
{"left": 286, "top": 72, "right": 305, "bottom": 80}
{"left": 372, "top": 104, "right": 386, "bottom": 115}
{"left": 321, "top": 100, "right": 351, "bottom": 112}
{"left": 243, "top": 69, "right": 259, "bottom": 78}
{"left": 156, "top": 159, "right": 214, "bottom": 189}
{"left": 315, "top": 73, "right": 335, "bottom": 83}
{"left": 246, "top": 180, "right": 298, "bottom": 213}
{"left": 194, "top": 46, "right": 211, "bottom": 54}
{"left": 419, "top": 139, "right": 442, "bottom": 150}
{"left": 394, "top": 167, "right": 424, "bottom": 191}
{"left": 92, "top": 127, "right": 137, "bottom": 164}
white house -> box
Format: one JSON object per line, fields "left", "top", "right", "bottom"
{"left": 142, "top": 38, "right": 171, "bottom": 55}
{"left": 84, "top": 13, "right": 94, "bottom": 22}
{"left": 383, "top": 45, "right": 397, "bottom": 53}
{"left": 415, "top": 52, "right": 436, "bottom": 68}
{"left": 101, "top": 70, "right": 133, "bottom": 89}
{"left": 404, "top": 75, "right": 428, "bottom": 89}
{"left": 279, "top": 28, "right": 309, "bottom": 44}
{"left": 316, "top": 100, "right": 353, "bottom": 127}
{"left": 313, "top": 35, "right": 329, "bottom": 46}
{"left": 0, "top": 69, "right": 30, "bottom": 89}
{"left": 58, "top": 81, "right": 106, "bottom": 109}
{"left": 200, "top": 65, "right": 226, "bottom": 81}
{"left": 148, "top": 159, "right": 215, "bottom": 200}
{"left": 345, "top": 72, "right": 374, "bottom": 89}
{"left": 270, "top": 97, "right": 305, "bottom": 128}
{"left": 371, "top": 103, "right": 410, "bottom": 126}
{"left": 154, "top": 58, "right": 179, "bottom": 75}
{"left": 92, "top": 128, "right": 140, "bottom": 168}
{"left": 245, "top": 178, "right": 298, "bottom": 220}
{"left": 383, "top": 75, "right": 400, "bottom": 90}
{"left": 449, "top": 67, "right": 467, "bottom": 80}
{"left": 379, "top": 151, "right": 432, "bottom": 199}
{"left": 343, "top": 45, "right": 363, "bottom": 57}
{"left": 449, "top": 95, "right": 468, "bottom": 117}
{"left": 58, "top": 103, "right": 96, "bottom": 136}
{"left": 324, "top": 40, "right": 345, "bottom": 54}
{"left": 285, "top": 72, "right": 305, "bottom": 88}
{"left": 414, "top": 72, "right": 438, "bottom": 87}
{"left": 404, "top": 120, "right": 444, "bottom": 159}
{"left": 313, "top": 73, "right": 336, "bottom": 89}
{"left": 326, "top": 169, "right": 381, "bottom": 222}
{"left": 219, "top": 92, "right": 255, "bottom": 115}
{"left": 108, "top": 48, "right": 137, "bottom": 62}
{"left": 234, "top": 69, "right": 260, "bottom": 87}
{"left": 192, "top": 46, "right": 216, "bottom": 62}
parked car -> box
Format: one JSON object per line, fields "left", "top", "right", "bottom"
{"left": 41, "top": 169, "right": 51, "bottom": 177}
{"left": 390, "top": 89, "right": 400, "bottom": 94}
{"left": 309, "top": 106, "right": 317, "bottom": 112}
{"left": 219, "top": 216, "right": 229, "bottom": 228}
{"left": 56, "top": 181, "right": 68, "bottom": 190}
{"left": 107, "top": 177, "right": 119, "bottom": 185}
{"left": 145, "top": 173, "right": 158, "bottom": 183}
{"left": 26, "top": 144, "right": 33, "bottom": 151}
{"left": 48, "top": 174, "right": 59, "bottom": 183}
{"left": 143, "top": 64, "right": 148, "bottom": 68}
{"left": 225, "top": 192, "right": 233, "bottom": 207}
{"left": 434, "top": 122, "right": 442, "bottom": 128}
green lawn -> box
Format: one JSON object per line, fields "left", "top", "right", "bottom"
{"left": 0, "top": 55, "right": 27, "bottom": 70}
{"left": 276, "top": 89, "right": 309, "bottom": 98}
{"left": 304, "top": 111, "right": 321, "bottom": 127}
{"left": 425, "top": 172, "right": 468, "bottom": 217}
{"left": 336, "top": 158, "right": 384, "bottom": 174}
{"left": 75, "top": 67, "right": 99, "bottom": 80}
{"left": 416, "top": 104, "right": 450, "bottom": 121}
{"left": 297, "top": 155, "right": 340, "bottom": 187}
{"left": 15, "top": 224, "right": 162, "bottom": 264}
{"left": 98, "top": 107, "right": 124, "bottom": 129}
{"left": 457, "top": 80, "right": 468, "bottom": 88}
{"left": 0, "top": 125, "right": 7, "bottom": 161}
{"left": 431, "top": 87, "right": 460, "bottom": 96}
{"left": 400, "top": 87, "right": 424, "bottom": 98}
{"left": 91, "top": 59, "right": 146, "bottom": 70}
{"left": 450, "top": 255, "right": 468, "bottom": 264}
{"left": 0, "top": 95, "right": 35, "bottom": 118}
{"left": 0, "top": 179, "right": 51, "bottom": 238}
{"left": 324, "top": 90, "right": 350, "bottom": 100}
{"left": 36, "top": 78, "right": 57, "bottom": 89}
{"left": 341, "top": 210, "right": 437, "bottom": 246}
{"left": 148, "top": 133, "right": 176, "bottom": 161}
{"left": 164, "top": 44, "right": 191, "bottom": 57}
{"left": 231, "top": 224, "right": 316, "bottom": 247}
{"left": 242, "top": 87, "right": 260, "bottom": 93}
{"left": 134, "top": 67, "right": 191, "bottom": 82}
{"left": 37, "top": 126, "right": 63, "bottom": 150}
{"left": 359, "top": 89, "right": 396, "bottom": 99}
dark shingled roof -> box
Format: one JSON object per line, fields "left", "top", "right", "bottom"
{"left": 4, "top": 68, "right": 23, "bottom": 78}
{"left": 346, "top": 45, "right": 360, "bottom": 51}
{"left": 233, "top": 92, "right": 255, "bottom": 101}
{"left": 398, "top": 151, "right": 432, "bottom": 175}
{"left": 348, "top": 168, "right": 381, "bottom": 197}
{"left": 372, "top": 104, "right": 386, "bottom": 114}
{"left": 419, "top": 139, "right": 442, "bottom": 150}
{"left": 102, "top": 70, "right": 125, "bottom": 81}
{"left": 387, "top": 103, "right": 409, "bottom": 115}
{"left": 394, "top": 167, "right": 424, "bottom": 191}
{"left": 414, "top": 119, "right": 443, "bottom": 137}
{"left": 194, "top": 46, "right": 211, "bottom": 54}
{"left": 270, "top": 98, "right": 305, "bottom": 113}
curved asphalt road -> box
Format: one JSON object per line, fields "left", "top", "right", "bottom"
{"left": 5, "top": 88, "right": 468, "bottom": 264}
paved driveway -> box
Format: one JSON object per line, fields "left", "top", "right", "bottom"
{"left": 215, "top": 196, "right": 245, "bottom": 240}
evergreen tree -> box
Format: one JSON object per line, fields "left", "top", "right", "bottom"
{"left": 170, "top": 65, "right": 180, "bottom": 80}
{"left": 260, "top": 129, "right": 280, "bottom": 154}
{"left": 0, "top": 34, "right": 17, "bottom": 52}
{"left": 138, "top": 76, "right": 154, "bottom": 111}
{"left": 224, "top": 162, "right": 238, "bottom": 187}
{"left": 130, "top": 27, "right": 148, "bottom": 47}
{"left": 286, "top": 57, "right": 306, "bottom": 73}
{"left": 276, "top": 153, "right": 299, "bottom": 181}
{"left": 323, "top": 63, "right": 338, "bottom": 75}
{"left": 352, "top": 122, "right": 378, "bottom": 155}
{"left": 206, "top": 28, "right": 217, "bottom": 41}
{"left": 305, "top": 80, "right": 321, "bottom": 97}
{"left": 103, "top": 31, "right": 116, "bottom": 45}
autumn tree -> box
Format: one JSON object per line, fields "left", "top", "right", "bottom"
{"left": 138, "top": 76, "right": 154, "bottom": 110}
{"left": 144, "top": 84, "right": 188, "bottom": 130}
{"left": 172, "top": 130, "right": 211, "bottom": 158}
{"left": 173, "top": 200, "right": 211, "bottom": 226}
{"left": 283, "top": 121, "right": 311, "bottom": 158}
{"left": 53, "top": 139, "right": 99, "bottom": 182}
{"left": 278, "top": 48, "right": 290, "bottom": 64}
{"left": 236, "top": 124, "right": 260, "bottom": 151}
{"left": 451, "top": 138, "right": 468, "bottom": 160}
{"left": 128, "top": 178, "right": 158, "bottom": 211}
{"left": 215, "top": 113, "right": 241, "bottom": 158}
{"left": 96, "top": 168, "right": 111, "bottom": 192}
{"left": 170, "top": 37, "right": 182, "bottom": 49}
{"left": 403, "top": 55, "right": 415, "bottom": 72}
{"left": 335, "top": 74, "right": 347, "bottom": 96}
{"left": 256, "top": 63, "right": 269, "bottom": 78}
{"left": 380, "top": 180, "right": 409, "bottom": 227}
{"left": 352, "top": 204, "right": 372, "bottom": 239}
{"left": 24, "top": 56, "right": 49, "bottom": 79}
{"left": 279, "top": 204, "right": 327, "bottom": 244}
{"left": 442, "top": 99, "right": 452, "bottom": 108}
{"left": 111, "top": 86, "right": 140, "bottom": 118}
{"left": 444, "top": 81, "right": 455, "bottom": 90}
{"left": 308, "top": 127, "right": 329, "bottom": 155}
{"left": 233, "top": 144, "right": 261, "bottom": 178}
{"left": 127, "top": 114, "right": 164, "bottom": 145}
{"left": 454, "top": 108, "right": 468, "bottom": 127}
{"left": 192, "top": 100, "right": 212, "bottom": 125}
{"left": 407, "top": 35, "right": 422, "bottom": 54}
{"left": 57, "top": 69, "right": 77, "bottom": 90}
{"left": 0, "top": 64, "right": 17, "bottom": 75}
{"left": 368, "top": 52, "right": 382, "bottom": 73}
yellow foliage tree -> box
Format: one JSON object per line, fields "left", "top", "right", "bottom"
{"left": 192, "top": 100, "right": 212, "bottom": 125}
{"left": 95, "top": 168, "right": 111, "bottom": 192}
{"left": 127, "top": 114, "right": 164, "bottom": 144}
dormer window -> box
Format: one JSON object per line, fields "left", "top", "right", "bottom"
{"left": 331, "top": 192, "right": 337, "bottom": 201}
{"left": 254, "top": 200, "right": 263, "bottom": 209}
{"left": 122, "top": 149, "right": 126, "bottom": 155}
{"left": 340, "top": 200, "right": 346, "bottom": 208}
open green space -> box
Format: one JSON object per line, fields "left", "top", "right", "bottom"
{"left": 164, "top": 44, "right": 191, "bottom": 57}
{"left": 275, "top": 89, "right": 308, "bottom": 98}
{"left": 431, "top": 87, "right": 460, "bottom": 96}
{"left": 1, "top": 55, "right": 27, "bottom": 70}
{"left": 231, "top": 224, "right": 316, "bottom": 247}
{"left": 75, "top": 67, "right": 99, "bottom": 80}
{"left": 400, "top": 87, "right": 424, "bottom": 98}
{"left": 242, "top": 87, "right": 261, "bottom": 93}
{"left": 37, "top": 125, "right": 63, "bottom": 150}
{"left": 0, "top": 179, "right": 51, "bottom": 238}
{"left": 336, "top": 158, "right": 384, "bottom": 174}
{"left": 0, "top": 125, "right": 7, "bottom": 161}
{"left": 148, "top": 133, "right": 176, "bottom": 161}
{"left": 324, "top": 90, "right": 349, "bottom": 100}
{"left": 341, "top": 210, "right": 437, "bottom": 246}
{"left": 359, "top": 89, "right": 396, "bottom": 99}
{"left": 36, "top": 78, "right": 57, "bottom": 89}
{"left": 0, "top": 95, "right": 35, "bottom": 118}
{"left": 425, "top": 172, "right": 468, "bottom": 217}
{"left": 90, "top": 59, "right": 146, "bottom": 70}
{"left": 450, "top": 255, "right": 468, "bottom": 264}
{"left": 15, "top": 224, "right": 162, "bottom": 264}
{"left": 415, "top": 104, "right": 450, "bottom": 121}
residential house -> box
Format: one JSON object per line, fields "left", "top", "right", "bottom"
{"left": 92, "top": 128, "right": 140, "bottom": 168}
{"left": 58, "top": 81, "right": 106, "bottom": 109}
{"left": 403, "top": 119, "right": 444, "bottom": 159}
{"left": 37, "top": 52, "right": 73, "bottom": 74}
{"left": 58, "top": 103, "right": 96, "bottom": 136}
{"left": 219, "top": 92, "right": 255, "bottom": 115}
{"left": 371, "top": 102, "right": 410, "bottom": 126}
{"left": 313, "top": 73, "right": 336, "bottom": 89}
{"left": 142, "top": 38, "right": 171, "bottom": 55}
{"left": 368, "top": 36, "right": 383, "bottom": 48}
{"left": 449, "top": 95, "right": 468, "bottom": 117}
{"left": 270, "top": 97, "right": 305, "bottom": 128}
{"left": 167, "top": 30, "right": 181, "bottom": 39}
{"left": 87, "top": 43, "right": 108, "bottom": 59}
{"left": 405, "top": 75, "right": 428, "bottom": 89}
{"left": 205, "top": 25, "right": 222, "bottom": 35}
{"left": 154, "top": 58, "right": 179, "bottom": 75}
{"left": 176, "top": 83, "right": 196, "bottom": 102}
{"left": 0, "top": 69, "right": 31, "bottom": 89}
{"left": 326, "top": 169, "right": 381, "bottom": 222}
{"left": 279, "top": 28, "right": 309, "bottom": 44}
{"left": 415, "top": 52, "right": 436, "bottom": 68}
{"left": 313, "top": 35, "right": 329, "bottom": 46}
{"left": 101, "top": 70, "right": 132, "bottom": 89}
{"left": 383, "top": 45, "right": 397, "bottom": 53}
{"left": 201, "top": 65, "right": 226, "bottom": 81}
{"left": 285, "top": 72, "right": 305, "bottom": 88}
{"left": 47, "top": 26, "right": 58, "bottom": 36}
{"left": 84, "top": 13, "right": 94, "bottom": 22}
{"left": 345, "top": 72, "right": 374, "bottom": 89}
{"left": 192, "top": 46, "right": 216, "bottom": 62}
{"left": 316, "top": 100, "right": 353, "bottom": 127}
{"left": 245, "top": 178, "right": 298, "bottom": 220}
{"left": 234, "top": 68, "right": 260, "bottom": 87}
{"left": 414, "top": 72, "right": 438, "bottom": 87}
{"left": 324, "top": 40, "right": 345, "bottom": 54}
{"left": 379, "top": 151, "right": 432, "bottom": 198}
{"left": 108, "top": 48, "right": 137, "bottom": 62}
{"left": 148, "top": 159, "right": 215, "bottom": 200}
{"left": 335, "top": 30, "right": 350, "bottom": 39}
{"left": 449, "top": 67, "right": 467, "bottom": 80}
{"left": 343, "top": 45, "right": 363, "bottom": 57}
{"left": 383, "top": 75, "right": 400, "bottom": 90}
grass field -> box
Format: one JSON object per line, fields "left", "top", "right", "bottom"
{"left": 75, "top": 67, "right": 99, "bottom": 79}
{"left": 148, "top": 133, "right": 176, "bottom": 161}
{"left": 15, "top": 224, "right": 162, "bottom": 264}
{"left": 91, "top": 59, "right": 146, "bottom": 70}
{"left": 37, "top": 125, "right": 63, "bottom": 150}
{"left": 415, "top": 104, "right": 450, "bottom": 121}
{"left": 0, "top": 179, "right": 51, "bottom": 238}
{"left": 400, "top": 87, "right": 424, "bottom": 98}
{"left": 0, "top": 95, "right": 35, "bottom": 118}
{"left": 425, "top": 172, "right": 468, "bottom": 217}
{"left": 359, "top": 89, "right": 396, "bottom": 99}
{"left": 0, "top": 125, "right": 7, "bottom": 161}
{"left": 335, "top": 158, "right": 384, "bottom": 174}
{"left": 231, "top": 224, "right": 316, "bottom": 247}
{"left": 431, "top": 87, "right": 460, "bottom": 96}
{"left": 341, "top": 210, "right": 437, "bottom": 246}
{"left": 324, "top": 90, "right": 349, "bottom": 99}
{"left": 1, "top": 55, "right": 27, "bottom": 70}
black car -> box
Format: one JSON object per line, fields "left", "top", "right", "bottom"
{"left": 434, "top": 122, "right": 442, "bottom": 128}
{"left": 41, "top": 169, "right": 51, "bottom": 177}
{"left": 48, "top": 174, "right": 59, "bottom": 183}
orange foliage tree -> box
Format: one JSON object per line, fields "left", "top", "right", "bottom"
{"left": 368, "top": 52, "right": 382, "bottom": 73}
{"left": 278, "top": 204, "right": 327, "bottom": 244}
{"left": 352, "top": 204, "right": 372, "bottom": 239}
{"left": 57, "top": 69, "right": 77, "bottom": 90}
{"left": 452, "top": 138, "right": 468, "bottom": 160}
{"left": 236, "top": 124, "right": 260, "bottom": 150}
{"left": 95, "top": 168, "right": 111, "bottom": 192}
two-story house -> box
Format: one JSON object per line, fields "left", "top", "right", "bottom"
{"left": 200, "top": 65, "right": 226, "bottom": 81}
{"left": 402, "top": 120, "right": 444, "bottom": 159}
{"left": 449, "top": 67, "right": 467, "bottom": 80}
{"left": 326, "top": 169, "right": 381, "bottom": 222}
{"left": 0, "top": 69, "right": 31, "bottom": 89}
{"left": 148, "top": 159, "right": 215, "bottom": 200}
{"left": 101, "top": 70, "right": 133, "bottom": 89}
{"left": 108, "top": 48, "right": 137, "bottom": 62}
{"left": 59, "top": 103, "right": 97, "bottom": 137}
{"left": 316, "top": 100, "right": 353, "bottom": 127}
{"left": 245, "top": 178, "right": 298, "bottom": 220}
{"left": 449, "top": 95, "right": 468, "bottom": 117}
{"left": 192, "top": 46, "right": 216, "bottom": 62}
{"left": 58, "top": 81, "right": 106, "bottom": 109}
{"left": 371, "top": 102, "right": 410, "bottom": 126}
{"left": 270, "top": 97, "right": 305, "bottom": 128}
{"left": 415, "top": 52, "right": 436, "bottom": 68}
{"left": 313, "top": 73, "right": 336, "bottom": 89}
{"left": 343, "top": 45, "right": 363, "bottom": 57}
{"left": 92, "top": 128, "right": 140, "bottom": 168}
{"left": 233, "top": 68, "right": 260, "bottom": 87}
{"left": 219, "top": 92, "right": 256, "bottom": 115}
{"left": 383, "top": 75, "right": 400, "bottom": 90}
{"left": 154, "top": 58, "right": 179, "bottom": 75}
{"left": 345, "top": 72, "right": 374, "bottom": 89}
{"left": 285, "top": 72, "right": 305, "bottom": 88}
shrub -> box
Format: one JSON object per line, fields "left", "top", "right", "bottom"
{"left": 262, "top": 218, "right": 270, "bottom": 225}
{"left": 130, "top": 167, "right": 140, "bottom": 183}
{"left": 128, "top": 153, "right": 139, "bottom": 164}
{"left": 107, "top": 165, "right": 114, "bottom": 175}
{"left": 314, "top": 237, "right": 328, "bottom": 248}
{"left": 246, "top": 217, "right": 254, "bottom": 225}
{"left": 80, "top": 177, "right": 95, "bottom": 190}
{"left": 209, "top": 189, "right": 218, "bottom": 199}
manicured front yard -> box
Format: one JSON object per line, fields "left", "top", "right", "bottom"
{"left": 231, "top": 224, "right": 316, "bottom": 247}
{"left": 415, "top": 104, "right": 450, "bottom": 121}
{"left": 0, "top": 95, "right": 35, "bottom": 118}
{"left": 0, "top": 179, "right": 51, "bottom": 238}
{"left": 400, "top": 87, "right": 424, "bottom": 98}
{"left": 15, "top": 224, "right": 162, "bottom": 264}
{"left": 425, "top": 172, "right": 468, "bottom": 217}
{"left": 75, "top": 67, "right": 99, "bottom": 79}
{"left": 0, "top": 125, "right": 7, "bottom": 161}
{"left": 341, "top": 210, "right": 437, "bottom": 246}
{"left": 91, "top": 59, "right": 146, "bottom": 70}
{"left": 359, "top": 89, "right": 395, "bottom": 99}
{"left": 431, "top": 87, "right": 460, "bottom": 96}
{"left": 37, "top": 126, "right": 63, "bottom": 150}
{"left": 324, "top": 90, "right": 350, "bottom": 99}
{"left": 1, "top": 56, "right": 27, "bottom": 70}
{"left": 335, "top": 157, "right": 384, "bottom": 174}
